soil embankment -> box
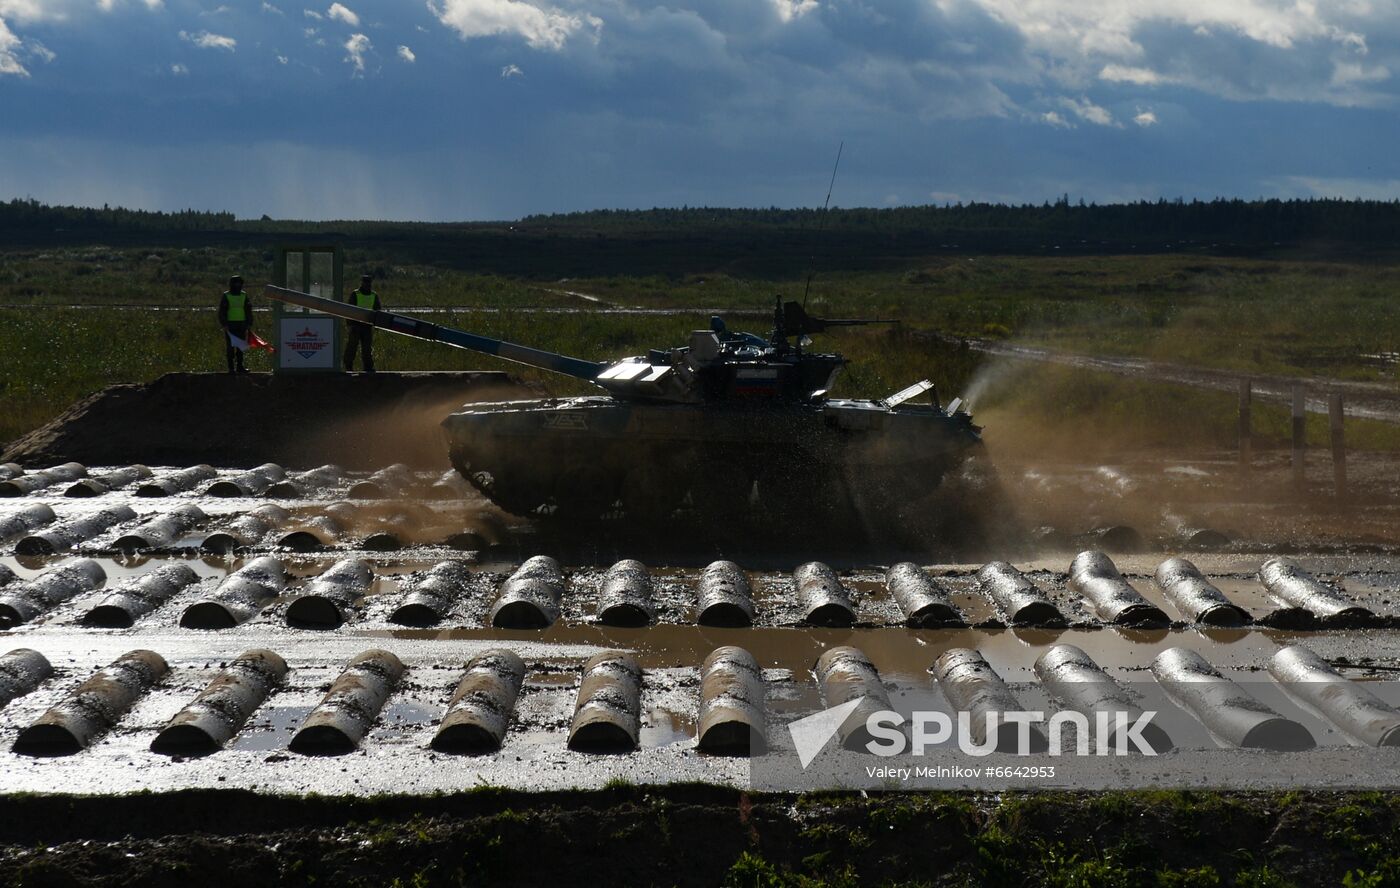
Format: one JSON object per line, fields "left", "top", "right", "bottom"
{"left": 0, "top": 788, "right": 1394, "bottom": 886}
{"left": 1, "top": 371, "right": 537, "bottom": 470}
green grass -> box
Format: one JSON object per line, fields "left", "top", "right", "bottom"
{"left": 3, "top": 246, "right": 1400, "bottom": 452}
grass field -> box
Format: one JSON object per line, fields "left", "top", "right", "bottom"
{"left": 2, "top": 244, "right": 1398, "bottom": 452}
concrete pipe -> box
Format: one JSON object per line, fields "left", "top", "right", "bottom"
{"left": 151, "top": 649, "right": 288, "bottom": 755}
{"left": 136, "top": 464, "right": 216, "bottom": 497}
{"left": 200, "top": 504, "right": 291, "bottom": 554}
{"left": 431, "top": 649, "right": 526, "bottom": 753}
{"left": 362, "top": 505, "right": 432, "bottom": 551}
{"left": 1181, "top": 528, "right": 1232, "bottom": 550}
{"left": 1151, "top": 647, "right": 1315, "bottom": 751}
{"left": 267, "top": 464, "right": 345, "bottom": 499}
{"left": 285, "top": 558, "right": 375, "bottom": 629}
{"left": 1069, "top": 551, "right": 1169, "bottom": 626}
{"left": 0, "top": 563, "right": 13, "bottom": 587}
{"left": 1153, "top": 557, "right": 1250, "bottom": 626}
{"left": 885, "top": 563, "right": 962, "bottom": 628}
{"left": 597, "top": 559, "right": 655, "bottom": 627}
{"left": 390, "top": 560, "right": 474, "bottom": 626}
{"left": 568, "top": 651, "right": 642, "bottom": 752}
{"left": 428, "top": 470, "right": 473, "bottom": 500}
{"left": 0, "top": 648, "right": 54, "bottom": 709}
{"left": 276, "top": 503, "right": 356, "bottom": 552}
{"left": 64, "top": 465, "right": 153, "bottom": 498}
{"left": 13, "top": 650, "right": 168, "bottom": 756}
{"left": 814, "top": 646, "right": 893, "bottom": 751}
{"left": 0, "top": 504, "right": 56, "bottom": 542}
{"left": 933, "top": 648, "right": 1049, "bottom": 754}
{"left": 206, "top": 463, "right": 286, "bottom": 498}
{"left": 0, "top": 559, "right": 107, "bottom": 628}
{"left": 698, "top": 646, "right": 767, "bottom": 756}
{"left": 113, "top": 504, "right": 207, "bottom": 552}
{"left": 488, "top": 556, "right": 564, "bottom": 629}
{"left": 1033, "top": 643, "right": 1173, "bottom": 753}
{"left": 83, "top": 564, "right": 200, "bottom": 628}
{"left": 794, "top": 562, "right": 856, "bottom": 627}
{"left": 697, "top": 561, "right": 755, "bottom": 627}
{"left": 290, "top": 649, "right": 404, "bottom": 755}
{"left": 0, "top": 463, "right": 21, "bottom": 481}
{"left": 180, "top": 556, "right": 286, "bottom": 629}
{"left": 0, "top": 462, "right": 86, "bottom": 497}
{"left": 1269, "top": 645, "right": 1400, "bottom": 748}
{"left": 975, "top": 562, "right": 1064, "bottom": 626}
{"left": 1258, "top": 558, "right": 1373, "bottom": 623}
{"left": 348, "top": 463, "right": 414, "bottom": 500}
{"left": 15, "top": 505, "right": 137, "bottom": 556}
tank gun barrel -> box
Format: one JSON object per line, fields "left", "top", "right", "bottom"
{"left": 262, "top": 285, "right": 606, "bottom": 381}
{"left": 777, "top": 300, "right": 898, "bottom": 337}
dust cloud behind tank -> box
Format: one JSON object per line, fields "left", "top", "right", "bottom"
{"left": 264, "top": 285, "right": 993, "bottom": 550}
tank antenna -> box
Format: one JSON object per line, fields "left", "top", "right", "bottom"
{"left": 801, "top": 140, "right": 843, "bottom": 310}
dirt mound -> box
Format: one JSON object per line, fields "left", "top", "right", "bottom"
{"left": 1, "top": 371, "right": 539, "bottom": 470}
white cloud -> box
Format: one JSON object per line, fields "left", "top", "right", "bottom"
{"left": 343, "top": 32, "right": 369, "bottom": 72}
{"left": 170, "top": 62, "right": 187, "bottom": 74}
{"left": 26, "top": 38, "right": 52, "bottom": 63}
{"left": 500, "top": 62, "right": 522, "bottom": 77}
{"left": 771, "top": 0, "right": 817, "bottom": 24}
{"left": 1041, "top": 110, "right": 1069, "bottom": 127}
{"left": 180, "top": 29, "right": 236, "bottom": 50}
{"left": 430, "top": 0, "right": 587, "bottom": 51}
{"left": 262, "top": 2, "right": 284, "bottom": 13}
{"left": 276, "top": 53, "right": 288, "bottom": 63}
{"left": 1133, "top": 108, "right": 1157, "bottom": 126}
{"left": 1060, "top": 95, "right": 1117, "bottom": 126}
{"left": 0, "top": 17, "right": 28, "bottom": 76}
{"left": 303, "top": 8, "right": 322, "bottom": 19}
{"left": 397, "top": 44, "right": 415, "bottom": 62}
{"left": 327, "top": 2, "right": 358, "bottom": 27}
{"left": 1099, "top": 64, "right": 1164, "bottom": 85}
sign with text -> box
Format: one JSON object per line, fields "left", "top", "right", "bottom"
{"left": 279, "top": 316, "right": 337, "bottom": 370}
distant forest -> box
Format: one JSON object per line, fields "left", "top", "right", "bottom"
{"left": 3, "top": 195, "right": 1399, "bottom": 242}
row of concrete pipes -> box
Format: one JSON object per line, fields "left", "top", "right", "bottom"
{"left": 0, "top": 645, "right": 759, "bottom": 758}
{"left": 816, "top": 641, "right": 1400, "bottom": 754}
{"left": 3, "top": 639, "right": 1395, "bottom": 760}
{"left": 0, "top": 498, "right": 502, "bottom": 557}
{"left": 0, "top": 462, "right": 474, "bottom": 501}
{"left": 0, "top": 552, "right": 1375, "bottom": 631}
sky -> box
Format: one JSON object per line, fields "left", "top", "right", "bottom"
{"left": 0, "top": 0, "right": 1397, "bottom": 220}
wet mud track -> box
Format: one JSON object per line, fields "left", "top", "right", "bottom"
{"left": 4, "top": 462, "right": 1400, "bottom": 796}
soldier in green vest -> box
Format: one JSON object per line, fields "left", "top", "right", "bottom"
{"left": 343, "top": 273, "right": 381, "bottom": 372}
{"left": 217, "top": 275, "right": 254, "bottom": 374}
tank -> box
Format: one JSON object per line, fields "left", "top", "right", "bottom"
{"left": 264, "top": 286, "right": 985, "bottom": 539}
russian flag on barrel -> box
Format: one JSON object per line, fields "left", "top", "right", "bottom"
{"left": 733, "top": 367, "right": 781, "bottom": 396}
